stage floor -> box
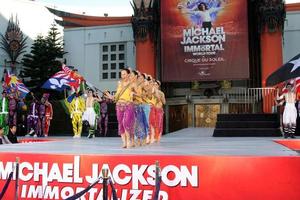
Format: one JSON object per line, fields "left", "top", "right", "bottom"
{"left": 1, "top": 128, "right": 298, "bottom": 156}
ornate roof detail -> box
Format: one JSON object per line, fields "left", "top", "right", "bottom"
{"left": 254, "top": 0, "right": 286, "bottom": 33}
{"left": 131, "top": 0, "right": 159, "bottom": 41}
{"left": 47, "top": 7, "right": 131, "bottom": 28}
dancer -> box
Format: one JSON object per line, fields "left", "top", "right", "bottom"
{"left": 68, "top": 91, "right": 85, "bottom": 138}
{"left": 0, "top": 91, "right": 9, "bottom": 135}
{"left": 8, "top": 89, "right": 18, "bottom": 127}
{"left": 149, "top": 79, "right": 159, "bottom": 143}
{"left": 144, "top": 76, "right": 159, "bottom": 144}
{"left": 36, "top": 95, "right": 46, "bottom": 137}
{"left": 97, "top": 91, "right": 110, "bottom": 137}
{"left": 26, "top": 95, "right": 39, "bottom": 136}
{"left": 143, "top": 75, "right": 154, "bottom": 144}
{"left": 105, "top": 68, "right": 135, "bottom": 148}
{"left": 153, "top": 80, "right": 166, "bottom": 142}
{"left": 277, "top": 82, "right": 297, "bottom": 138}
{"left": 93, "top": 92, "right": 101, "bottom": 137}
{"left": 43, "top": 93, "right": 53, "bottom": 137}
{"left": 17, "top": 97, "right": 27, "bottom": 136}
{"left": 82, "top": 88, "right": 101, "bottom": 138}
{"left": 132, "top": 71, "right": 148, "bottom": 146}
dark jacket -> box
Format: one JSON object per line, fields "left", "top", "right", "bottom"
{"left": 7, "top": 132, "right": 18, "bottom": 144}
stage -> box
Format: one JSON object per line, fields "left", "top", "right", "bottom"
{"left": 1, "top": 128, "right": 299, "bottom": 156}
{"left": 1, "top": 128, "right": 300, "bottom": 200}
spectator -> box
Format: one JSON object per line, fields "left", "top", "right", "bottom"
{"left": 7, "top": 125, "right": 18, "bottom": 143}
{"left": 0, "top": 126, "right": 11, "bottom": 144}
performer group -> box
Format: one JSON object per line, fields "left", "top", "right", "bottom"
{"left": 0, "top": 90, "right": 53, "bottom": 138}
{"left": 65, "top": 86, "right": 111, "bottom": 139}
{"left": 65, "top": 67, "right": 166, "bottom": 148}
{"left": 104, "top": 68, "right": 166, "bottom": 148}
{"left": 3, "top": 64, "right": 298, "bottom": 147}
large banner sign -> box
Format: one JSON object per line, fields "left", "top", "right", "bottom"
{"left": 161, "top": 0, "right": 250, "bottom": 81}
{"left": 1, "top": 153, "right": 300, "bottom": 200}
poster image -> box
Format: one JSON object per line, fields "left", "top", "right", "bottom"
{"left": 161, "top": 0, "right": 250, "bottom": 81}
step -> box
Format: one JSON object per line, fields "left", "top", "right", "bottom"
{"left": 216, "top": 121, "right": 280, "bottom": 129}
{"left": 213, "top": 128, "right": 282, "bottom": 137}
{"left": 217, "top": 114, "right": 279, "bottom": 122}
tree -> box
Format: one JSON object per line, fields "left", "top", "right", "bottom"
{"left": 21, "top": 24, "right": 66, "bottom": 98}
{"left": 0, "top": 15, "right": 27, "bottom": 73}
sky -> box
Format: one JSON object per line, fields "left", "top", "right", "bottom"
{"left": 36, "top": 0, "right": 300, "bottom": 16}
{"left": 37, "top": 0, "right": 134, "bottom": 16}
{"left": 287, "top": 0, "right": 300, "bottom": 3}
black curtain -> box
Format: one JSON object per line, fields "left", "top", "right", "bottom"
{"left": 248, "top": 0, "right": 262, "bottom": 88}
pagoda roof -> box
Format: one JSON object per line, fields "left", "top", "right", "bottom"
{"left": 47, "top": 7, "right": 131, "bottom": 28}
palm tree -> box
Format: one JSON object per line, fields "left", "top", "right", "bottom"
{"left": 0, "top": 15, "right": 27, "bottom": 74}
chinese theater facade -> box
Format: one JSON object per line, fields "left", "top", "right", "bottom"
{"left": 49, "top": 0, "right": 300, "bottom": 133}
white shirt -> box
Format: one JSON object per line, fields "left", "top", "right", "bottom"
{"left": 187, "top": 7, "right": 222, "bottom": 22}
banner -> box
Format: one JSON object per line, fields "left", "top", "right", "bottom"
{"left": 1, "top": 153, "right": 300, "bottom": 199}
{"left": 161, "top": 0, "right": 250, "bottom": 81}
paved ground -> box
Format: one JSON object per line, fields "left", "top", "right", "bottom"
{"left": 0, "top": 128, "right": 299, "bottom": 156}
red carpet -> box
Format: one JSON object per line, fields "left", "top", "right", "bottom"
{"left": 275, "top": 139, "right": 300, "bottom": 151}
{"left": 19, "top": 138, "right": 60, "bottom": 143}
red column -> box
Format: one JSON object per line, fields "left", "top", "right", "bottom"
{"left": 260, "top": 31, "right": 283, "bottom": 112}
{"left": 135, "top": 36, "right": 156, "bottom": 77}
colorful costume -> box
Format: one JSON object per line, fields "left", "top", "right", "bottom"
{"left": 98, "top": 99, "right": 109, "bottom": 136}
{"left": 37, "top": 99, "right": 45, "bottom": 137}
{"left": 149, "top": 96, "right": 157, "bottom": 129}
{"left": 149, "top": 94, "right": 164, "bottom": 141}
{"left": 0, "top": 93, "right": 9, "bottom": 135}
{"left": 134, "top": 105, "right": 148, "bottom": 139}
{"left": 116, "top": 103, "right": 135, "bottom": 135}
{"left": 68, "top": 95, "right": 85, "bottom": 137}
{"left": 8, "top": 94, "right": 18, "bottom": 126}
{"left": 155, "top": 107, "right": 164, "bottom": 138}
{"left": 115, "top": 84, "right": 135, "bottom": 136}
{"left": 133, "top": 85, "right": 148, "bottom": 140}
{"left": 94, "top": 101, "right": 101, "bottom": 136}
{"left": 82, "top": 106, "right": 96, "bottom": 136}
{"left": 283, "top": 102, "right": 297, "bottom": 137}
{"left": 17, "top": 99, "right": 27, "bottom": 135}
{"left": 43, "top": 94, "right": 53, "bottom": 137}
{"left": 141, "top": 104, "right": 151, "bottom": 135}
{"left": 27, "top": 100, "right": 39, "bottom": 135}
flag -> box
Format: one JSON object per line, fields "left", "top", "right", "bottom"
{"left": 280, "top": 77, "right": 300, "bottom": 94}
{"left": 42, "top": 64, "right": 78, "bottom": 91}
{"left": 266, "top": 53, "right": 300, "bottom": 86}
{"left": 62, "top": 64, "right": 72, "bottom": 74}
{"left": 4, "top": 71, "right": 29, "bottom": 98}
{"left": 42, "top": 70, "right": 76, "bottom": 92}
{"left": 42, "top": 64, "right": 86, "bottom": 93}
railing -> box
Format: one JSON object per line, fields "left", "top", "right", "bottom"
{"left": 220, "top": 87, "right": 277, "bottom": 114}
{"left": 1, "top": 159, "right": 162, "bottom": 200}
{"left": 0, "top": 158, "right": 19, "bottom": 200}
{"left": 66, "top": 161, "right": 162, "bottom": 200}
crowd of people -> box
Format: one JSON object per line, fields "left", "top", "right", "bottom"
{"left": 0, "top": 65, "right": 166, "bottom": 148}
{"left": 0, "top": 90, "right": 53, "bottom": 144}
{"left": 65, "top": 88, "right": 111, "bottom": 139}
{"left": 0, "top": 124, "right": 18, "bottom": 144}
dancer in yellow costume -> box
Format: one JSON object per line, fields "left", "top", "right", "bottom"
{"left": 67, "top": 92, "right": 85, "bottom": 138}
{"left": 105, "top": 68, "right": 135, "bottom": 148}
